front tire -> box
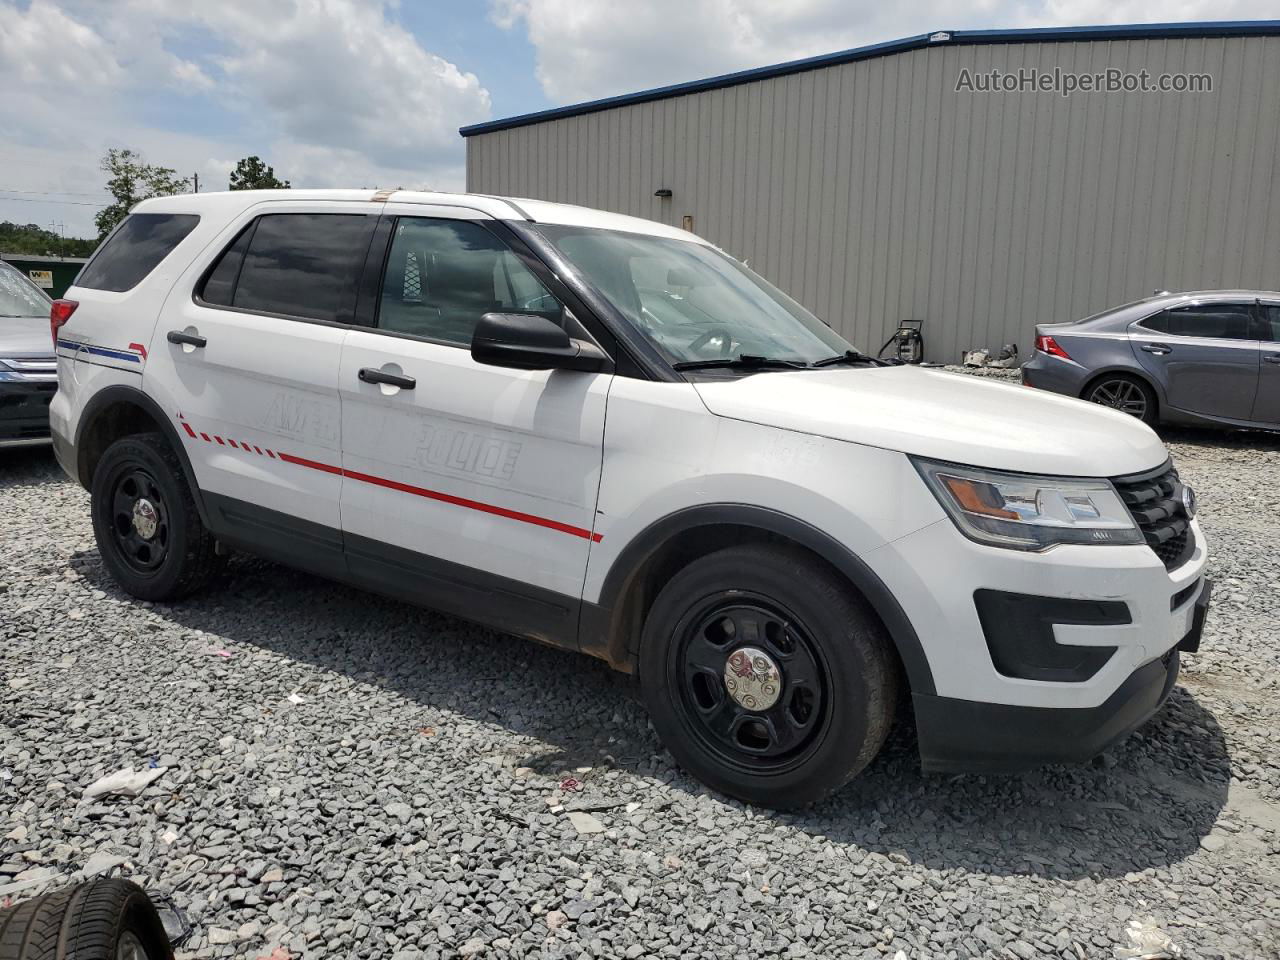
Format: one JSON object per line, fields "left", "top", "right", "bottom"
{"left": 639, "top": 544, "right": 898, "bottom": 809}
{"left": 90, "top": 432, "right": 219, "bottom": 601}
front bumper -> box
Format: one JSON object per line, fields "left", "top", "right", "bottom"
{"left": 0, "top": 381, "right": 56, "bottom": 446}
{"left": 915, "top": 647, "right": 1182, "bottom": 772}
{"left": 865, "top": 494, "right": 1210, "bottom": 770}
{"left": 918, "top": 579, "right": 1210, "bottom": 771}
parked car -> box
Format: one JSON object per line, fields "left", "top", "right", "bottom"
{"left": 50, "top": 191, "right": 1210, "bottom": 808}
{"left": 0, "top": 258, "right": 57, "bottom": 447}
{"left": 1023, "top": 290, "right": 1280, "bottom": 428}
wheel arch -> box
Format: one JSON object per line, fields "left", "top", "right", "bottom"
{"left": 579, "top": 504, "right": 936, "bottom": 696}
{"left": 1080, "top": 365, "right": 1163, "bottom": 410}
{"left": 73, "top": 385, "right": 209, "bottom": 525}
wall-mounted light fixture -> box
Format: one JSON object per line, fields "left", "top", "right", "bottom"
{"left": 654, "top": 188, "right": 673, "bottom": 198}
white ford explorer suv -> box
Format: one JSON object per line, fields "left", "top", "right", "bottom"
{"left": 49, "top": 190, "right": 1211, "bottom": 808}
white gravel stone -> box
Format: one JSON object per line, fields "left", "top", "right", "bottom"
{"left": 2, "top": 422, "right": 1278, "bottom": 959}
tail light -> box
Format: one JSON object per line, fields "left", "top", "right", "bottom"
{"left": 1034, "top": 333, "right": 1071, "bottom": 360}
{"left": 50, "top": 299, "right": 78, "bottom": 349}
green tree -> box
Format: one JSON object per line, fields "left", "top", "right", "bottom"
{"left": 0, "top": 222, "right": 96, "bottom": 258}
{"left": 94, "top": 148, "right": 190, "bottom": 240}
{"left": 228, "top": 156, "right": 291, "bottom": 191}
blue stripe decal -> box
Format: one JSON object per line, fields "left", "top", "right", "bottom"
{"left": 57, "top": 340, "right": 142, "bottom": 363}
{"left": 459, "top": 19, "right": 1280, "bottom": 136}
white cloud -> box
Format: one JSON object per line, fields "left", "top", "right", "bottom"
{"left": 0, "top": 0, "right": 491, "bottom": 236}
{"left": 493, "top": 0, "right": 1280, "bottom": 104}
{"left": 180, "top": 0, "right": 491, "bottom": 170}
{"left": 0, "top": 0, "right": 123, "bottom": 89}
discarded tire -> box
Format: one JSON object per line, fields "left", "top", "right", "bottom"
{"left": 0, "top": 879, "right": 173, "bottom": 960}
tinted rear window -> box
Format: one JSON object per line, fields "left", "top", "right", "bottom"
{"left": 200, "top": 225, "right": 253, "bottom": 307}
{"left": 207, "top": 213, "right": 373, "bottom": 323}
{"left": 77, "top": 213, "right": 200, "bottom": 292}
{"left": 1145, "top": 304, "right": 1256, "bottom": 340}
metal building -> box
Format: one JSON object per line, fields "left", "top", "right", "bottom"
{"left": 462, "top": 21, "right": 1280, "bottom": 363}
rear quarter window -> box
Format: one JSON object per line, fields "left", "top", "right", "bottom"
{"left": 199, "top": 213, "right": 374, "bottom": 323}
{"left": 76, "top": 213, "right": 200, "bottom": 293}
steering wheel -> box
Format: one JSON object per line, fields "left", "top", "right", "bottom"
{"left": 687, "top": 326, "right": 736, "bottom": 358}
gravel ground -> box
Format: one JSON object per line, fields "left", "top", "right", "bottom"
{"left": 2, "top": 416, "right": 1279, "bottom": 959}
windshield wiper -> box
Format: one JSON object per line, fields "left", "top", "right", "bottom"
{"left": 673, "top": 354, "right": 810, "bottom": 372}
{"left": 811, "top": 349, "right": 886, "bottom": 368}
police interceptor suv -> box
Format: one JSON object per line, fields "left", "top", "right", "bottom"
{"left": 50, "top": 191, "right": 1211, "bottom": 808}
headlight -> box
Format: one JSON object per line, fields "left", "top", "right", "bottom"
{"left": 912, "top": 457, "right": 1142, "bottom": 550}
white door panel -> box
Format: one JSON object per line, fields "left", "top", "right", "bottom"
{"left": 149, "top": 306, "right": 346, "bottom": 527}
{"left": 339, "top": 331, "right": 609, "bottom": 597}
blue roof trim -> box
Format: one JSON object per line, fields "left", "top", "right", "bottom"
{"left": 460, "top": 20, "right": 1280, "bottom": 137}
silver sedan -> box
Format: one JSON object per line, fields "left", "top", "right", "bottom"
{"left": 1022, "top": 290, "right": 1280, "bottom": 429}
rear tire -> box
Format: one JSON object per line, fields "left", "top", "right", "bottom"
{"left": 639, "top": 544, "right": 898, "bottom": 809}
{"left": 0, "top": 879, "right": 173, "bottom": 960}
{"left": 1083, "top": 373, "right": 1158, "bottom": 425}
{"left": 90, "top": 432, "right": 220, "bottom": 601}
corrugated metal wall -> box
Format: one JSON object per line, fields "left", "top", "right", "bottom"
{"left": 466, "top": 35, "right": 1280, "bottom": 362}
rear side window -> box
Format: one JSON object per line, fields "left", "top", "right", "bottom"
{"left": 1262, "top": 306, "right": 1280, "bottom": 342}
{"left": 1144, "top": 304, "right": 1256, "bottom": 340}
{"left": 201, "top": 213, "right": 374, "bottom": 323}
{"left": 77, "top": 213, "right": 199, "bottom": 292}
{"left": 200, "top": 225, "right": 253, "bottom": 307}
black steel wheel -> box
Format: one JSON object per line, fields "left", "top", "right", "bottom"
{"left": 107, "top": 465, "right": 170, "bottom": 574}
{"left": 1085, "top": 375, "right": 1157, "bottom": 424}
{"left": 640, "top": 544, "right": 898, "bottom": 809}
{"left": 91, "top": 432, "right": 220, "bottom": 601}
{"left": 673, "top": 595, "right": 830, "bottom": 772}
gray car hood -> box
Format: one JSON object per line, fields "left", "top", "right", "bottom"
{"left": 0, "top": 317, "right": 53, "bottom": 356}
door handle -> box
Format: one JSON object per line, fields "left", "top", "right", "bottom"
{"left": 1265, "top": 354, "right": 1280, "bottom": 365}
{"left": 1140, "top": 343, "right": 1171, "bottom": 355}
{"left": 358, "top": 367, "right": 416, "bottom": 389}
{"left": 166, "top": 330, "right": 206, "bottom": 348}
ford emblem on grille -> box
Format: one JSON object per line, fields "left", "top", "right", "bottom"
{"left": 1179, "top": 483, "right": 1197, "bottom": 519}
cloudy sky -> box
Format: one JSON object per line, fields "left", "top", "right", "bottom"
{"left": 1, "top": 0, "right": 1275, "bottom": 238}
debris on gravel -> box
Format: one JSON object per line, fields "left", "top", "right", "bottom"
{"left": 2, "top": 430, "right": 1278, "bottom": 959}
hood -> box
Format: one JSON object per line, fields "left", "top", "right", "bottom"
{"left": 0, "top": 317, "right": 52, "bottom": 357}
{"left": 692, "top": 366, "right": 1167, "bottom": 477}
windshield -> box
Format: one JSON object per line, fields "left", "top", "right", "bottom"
{"left": 533, "top": 224, "right": 851, "bottom": 366}
{"left": 0, "top": 262, "right": 52, "bottom": 318}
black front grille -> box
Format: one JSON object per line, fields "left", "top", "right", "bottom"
{"left": 1112, "top": 462, "right": 1195, "bottom": 570}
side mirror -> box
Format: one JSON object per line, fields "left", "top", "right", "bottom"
{"left": 471, "top": 313, "right": 609, "bottom": 373}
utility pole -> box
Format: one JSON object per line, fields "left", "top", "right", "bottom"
{"left": 192, "top": 172, "right": 200, "bottom": 193}
{"left": 48, "top": 220, "right": 65, "bottom": 258}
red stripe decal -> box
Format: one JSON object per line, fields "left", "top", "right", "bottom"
{"left": 276, "top": 451, "right": 344, "bottom": 476}
{"left": 213, "top": 436, "right": 224, "bottom": 445}
{"left": 181, "top": 422, "right": 197, "bottom": 438}
{"left": 340, "top": 466, "right": 599, "bottom": 541}
{"left": 253, "top": 445, "right": 263, "bottom": 455}
{"left": 179, "top": 415, "right": 600, "bottom": 541}
{"left": 128, "top": 342, "right": 148, "bottom": 360}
